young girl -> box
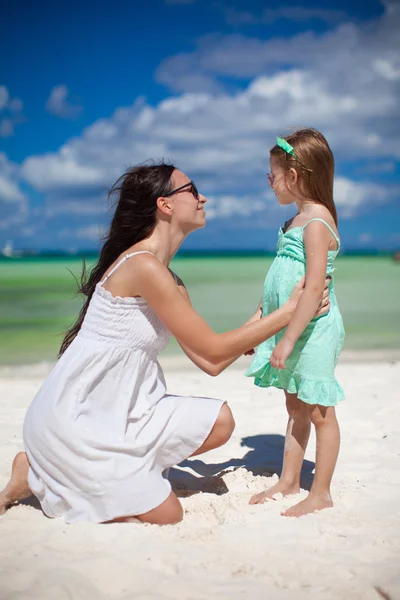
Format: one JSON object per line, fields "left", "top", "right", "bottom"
{"left": 246, "top": 128, "right": 345, "bottom": 517}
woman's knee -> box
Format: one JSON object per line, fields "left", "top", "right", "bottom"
{"left": 215, "top": 403, "right": 235, "bottom": 443}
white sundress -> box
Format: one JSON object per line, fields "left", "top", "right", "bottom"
{"left": 23, "top": 251, "right": 224, "bottom": 523}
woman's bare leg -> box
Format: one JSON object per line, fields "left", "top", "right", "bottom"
{"left": 190, "top": 403, "right": 235, "bottom": 457}
{"left": 0, "top": 452, "right": 31, "bottom": 514}
{"left": 8, "top": 405, "right": 234, "bottom": 525}
{"left": 250, "top": 392, "right": 311, "bottom": 504}
{"left": 282, "top": 405, "right": 339, "bottom": 517}
{"left": 107, "top": 492, "right": 183, "bottom": 525}
{"left": 107, "top": 405, "right": 235, "bottom": 525}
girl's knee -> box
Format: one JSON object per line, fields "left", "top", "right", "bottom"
{"left": 285, "top": 393, "right": 309, "bottom": 419}
{"left": 309, "top": 405, "right": 335, "bottom": 427}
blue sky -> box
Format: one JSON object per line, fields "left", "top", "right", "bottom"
{"left": 1, "top": 0, "right": 399, "bottom": 252}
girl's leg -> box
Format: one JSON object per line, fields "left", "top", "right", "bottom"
{"left": 282, "top": 405, "right": 340, "bottom": 517}
{"left": 0, "top": 452, "right": 31, "bottom": 514}
{"left": 250, "top": 392, "right": 311, "bottom": 504}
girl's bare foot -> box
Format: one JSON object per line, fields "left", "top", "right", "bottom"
{"left": 281, "top": 492, "right": 333, "bottom": 517}
{"left": 249, "top": 480, "right": 300, "bottom": 505}
{"left": 0, "top": 452, "right": 31, "bottom": 515}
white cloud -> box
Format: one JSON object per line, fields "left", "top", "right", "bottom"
{"left": 0, "top": 153, "right": 27, "bottom": 232}
{"left": 262, "top": 7, "right": 348, "bottom": 23}
{"left": 0, "top": 118, "right": 14, "bottom": 137}
{"left": 205, "top": 194, "right": 267, "bottom": 220}
{"left": 334, "top": 177, "right": 390, "bottom": 217}
{"left": 165, "top": 0, "right": 198, "bottom": 4}
{"left": 20, "top": 64, "right": 399, "bottom": 203}
{"left": 0, "top": 86, "right": 25, "bottom": 137}
{"left": 13, "top": 0, "right": 398, "bottom": 235}
{"left": 357, "top": 161, "right": 396, "bottom": 175}
{"left": 226, "top": 7, "right": 347, "bottom": 26}
{"left": 359, "top": 232, "right": 373, "bottom": 243}
{"left": 0, "top": 153, "right": 25, "bottom": 204}
{"left": 22, "top": 151, "right": 104, "bottom": 192}
{"left": 0, "top": 86, "right": 9, "bottom": 111}
{"left": 75, "top": 225, "right": 107, "bottom": 241}
{"left": 46, "top": 85, "right": 83, "bottom": 119}
{"left": 156, "top": 0, "right": 400, "bottom": 121}
{"left": 8, "top": 97, "right": 23, "bottom": 113}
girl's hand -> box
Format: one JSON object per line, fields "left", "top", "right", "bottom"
{"left": 270, "top": 337, "right": 295, "bottom": 369}
{"left": 287, "top": 277, "right": 331, "bottom": 316}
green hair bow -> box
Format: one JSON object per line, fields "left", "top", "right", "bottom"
{"left": 276, "top": 136, "right": 296, "bottom": 157}
{"left": 275, "top": 136, "right": 312, "bottom": 171}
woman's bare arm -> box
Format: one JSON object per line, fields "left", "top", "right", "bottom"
{"left": 176, "top": 286, "right": 262, "bottom": 375}
{"left": 131, "top": 255, "right": 294, "bottom": 364}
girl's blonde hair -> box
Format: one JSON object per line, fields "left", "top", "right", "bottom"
{"left": 270, "top": 128, "right": 338, "bottom": 226}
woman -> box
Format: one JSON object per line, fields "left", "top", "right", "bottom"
{"left": 0, "top": 163, "right": 329, "bottom": 525}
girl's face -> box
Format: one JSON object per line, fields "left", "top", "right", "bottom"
{"left": 162, "top": 170, "right": 207, "bottom": 233}
{"left": 268, "top": 156, "right": 298, "bottom": 206}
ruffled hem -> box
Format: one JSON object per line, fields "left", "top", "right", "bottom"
{"left": 246, "top": 361, "right": 344, "bottom": 407}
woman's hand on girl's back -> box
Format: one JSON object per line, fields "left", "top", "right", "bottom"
{"left": 288, "top": 277, "right": 331, "bottom": 317}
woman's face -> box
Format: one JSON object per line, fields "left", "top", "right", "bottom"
{"left": 163, "top": 170, "right": 207, "bottom": 233}
{"left": 268, "top": 156, "right": 297, "bottom": 206}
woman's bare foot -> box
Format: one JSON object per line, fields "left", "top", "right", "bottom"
{"left": 281, "top": 492, "right": 333, "bottom": 517}
{"left": 249, "top": 480, "right": 300, "bottom": 505}
{"left": 0, "top": 452, "right": 31, "bottom": 515}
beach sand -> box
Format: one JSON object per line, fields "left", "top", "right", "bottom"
{"left": 0, "top": 353, "right": 399, "bottom": 600}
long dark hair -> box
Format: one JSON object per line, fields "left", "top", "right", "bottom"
{"left": 59, "top": 162, "right": 176, "bottom": 356}
{"left": 270, "top": 128, "right": 338, "bottom": 225}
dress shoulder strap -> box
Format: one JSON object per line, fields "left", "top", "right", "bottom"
{"left": 100, "top": 251, "right": 153, "bottom": 286}
{"left": 302, "top": 218, "right": 340, "bottom": 249}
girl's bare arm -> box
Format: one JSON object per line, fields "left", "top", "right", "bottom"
{"left": 282, "top": 221, "right": 332, "bottom": 345}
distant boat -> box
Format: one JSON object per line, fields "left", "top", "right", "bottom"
{"left": 1, "top": 241, "right": 13, "bottom": 257}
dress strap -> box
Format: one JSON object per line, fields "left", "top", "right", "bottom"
{"left": 99, "top": 251, "right": 153, "bottom": 286}
{"left": 302, "top": 218, "right": 340, "bottom": 249}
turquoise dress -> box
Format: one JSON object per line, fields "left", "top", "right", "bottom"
{"left": 246, "top": 218, "right": 345, "bottom": 407}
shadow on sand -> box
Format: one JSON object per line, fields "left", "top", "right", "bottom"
{"left": 13, "top": 434, "right": 316, "bottom": 509}
{"left": 170, "top": 433, "right": 315, "bottom": 498}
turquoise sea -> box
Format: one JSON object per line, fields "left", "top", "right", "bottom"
{"left": 0, "top": 256, "right": 399, "bottom": 365}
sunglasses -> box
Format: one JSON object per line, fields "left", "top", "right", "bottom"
{"left": 266, "top": 172, "right": 281, "bottom": 187}
{"left": 164, "top": 180, "right": 200, "bottom": 201}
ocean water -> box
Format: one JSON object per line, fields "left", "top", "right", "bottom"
{"left": 0, "top": 256, "right": 399, "bottom": 365}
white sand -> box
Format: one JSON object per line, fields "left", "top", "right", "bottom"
{"left": 1, "top": 354, "right": 399, "bottom": 600}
